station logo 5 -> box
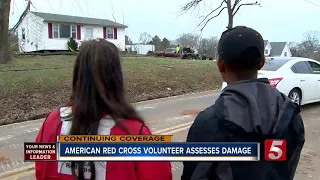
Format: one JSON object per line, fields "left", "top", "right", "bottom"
{"left": 264, "top": 139, "right": 287, "bottom": 161}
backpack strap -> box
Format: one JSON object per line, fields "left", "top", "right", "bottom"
{"left": 60, "top": 107, "right": 73, "bottom": 121}
{"left": 135, "top": 123, "right": 146, "bottom": 176}
{"left": 139, "top": 123, "right": 145, "bottom": 135}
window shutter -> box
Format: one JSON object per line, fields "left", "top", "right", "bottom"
{"left": 48, "top": 23, "right": 53, "bottom": 39}
{"left": 103, "top": 27, "right": 107, "bottom": 39}
{"left": 77, "top": 25, "right": 81, "bottom": 40}
{"left": 114, "top": 28, "right": 117, "bottom": 39}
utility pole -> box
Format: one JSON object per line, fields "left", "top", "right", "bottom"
{"left": 0, "top": 0, "right": 12, "bottom": 63}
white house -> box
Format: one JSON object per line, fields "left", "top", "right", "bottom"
{"left": 264, "top": 40, "right": 292, "bottom": 57}
{"left": 12, "top": 11, "right": 128, "bottom": 52}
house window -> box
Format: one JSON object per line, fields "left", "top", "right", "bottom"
{"left": 71, "top": 25, "right": 77, "bottom": 39}
{"left": 107, "top": 28, "right": 114, "bottom": 39}
{"left": 53, "top": 24, "right": 59, "bottom": 38}
{"left": 265, "top": 49, "right": 268, "bottom": 55}
{"left": 85, "top": 28, "right": 93, "bottom": 39}
{"left": 284, "top": 52, "right": 287, "bottom": 57}
{"left": 22, "top": 28, "right": 26, "bottom": 40}
{"left": 59, "top": 24, "right": 71, "bottom": 38}
{"left": 52, "top": 24, "right": 77, "bottom": 39}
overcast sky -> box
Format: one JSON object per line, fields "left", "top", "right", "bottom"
{"left": 9, "top": 0, "right": 320, "bottom": 43}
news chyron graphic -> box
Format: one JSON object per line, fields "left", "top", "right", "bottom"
{"left": 24, "top": 135, "right": 261, "bottom": 161}
{"left": 264, "top": 139, "right": 287, "bottom": 161}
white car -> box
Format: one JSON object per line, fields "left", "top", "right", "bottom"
{"left": 221, "top": 57, "right": 320, "bottom": 105}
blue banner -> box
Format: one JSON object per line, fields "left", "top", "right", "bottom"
{"left": 58, "top": 143, "right": 259, "bottom": 161}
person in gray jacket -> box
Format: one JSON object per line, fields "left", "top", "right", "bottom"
{"left": 182, "top": 26, "right": 305, "bottom": 180}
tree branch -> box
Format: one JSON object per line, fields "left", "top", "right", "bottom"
{"left": 197, "top": 0, "right": 225, "bottom": 26}
{"left": 232, "top": 0, "right": 242, "bottom": 11}
{"left": 108, "top": 2, "right": 117, "bottom": 22}
{"left": 121, "top": 9, "right": 125, "bottom": 25}
{"left": 74, "top": 0, "right": 84, "bottom": 15}
{"left": 200, "top": 7, "right": 227, "bottom": 31}
{"left": 232, "top": 1, "right": 260, "bottom": 17}
{"left": 181, "top": 0, "right": 204, "bottom": 12}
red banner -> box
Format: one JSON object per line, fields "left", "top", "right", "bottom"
{"left": 24, "top": 142, "right": 57, "bottom": 161}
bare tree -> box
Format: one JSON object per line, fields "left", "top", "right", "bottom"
{"left": 199, "top": 36, "right": 218, "bottom": 57}
{"left": 288, "top": 31, "right": 320, "bottom": 58}
{"left": 0, "top": 0, "right": 12, "bottom": 63}
{"left": 297, "top": 31, "right": 320, "bottom": 58}
{"left": 303, "top": 31, "right": 320, "bottom": 51}
{"left": 139, "top": 32, "right": 152, "bottom": 44}
{"left": 175, "top": 33, "right": 201, "bottom": 49}
{"left": 108, "top": 2, "right": 117, "bottom": 22}
{"left": 288, "top": 42, "right": 301, "bottom": 57}
{"left": 181, "top": 0, "right": 261, "bottom": 30}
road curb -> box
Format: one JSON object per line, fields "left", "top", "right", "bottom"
{"left": 0, "top": 118, "right": 45, "bottom": 128}
{"left": 0, "top": 165, "right": 34, "bottom": 179}
{"left": 134, "top": 89, "right": 219, "bottom": 105}
{"left": 0, "top": 90, "right": 219, "bottom": 128}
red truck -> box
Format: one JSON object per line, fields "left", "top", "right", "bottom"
{"left": 154, "top": 48, "right": 179, "bottom": 57}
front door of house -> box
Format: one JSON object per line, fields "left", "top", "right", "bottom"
{"left": 85, "top": 28, "right": 93, "bottom": 40}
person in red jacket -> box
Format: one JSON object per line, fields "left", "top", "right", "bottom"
{"left": 35, "top": 38, "right": 172, "bottom": 180}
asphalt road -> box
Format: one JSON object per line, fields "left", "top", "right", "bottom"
{"left": 0, "top": 90, "right": 320, "bottom": 180}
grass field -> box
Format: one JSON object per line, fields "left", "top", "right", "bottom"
{"left": 0, "top": 55, "right": 222, "bottom": 125}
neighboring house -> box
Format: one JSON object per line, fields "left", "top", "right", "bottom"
{"left": 264, "top": 40, "right": 272, "bottom": 56}
{"left": 125, "top": 44, "right": 155, "bottom": 55}
{"left": 269, "top": 42, "right": 292, "bottom": 57}
{"left": 12, "top": 11, "right": 128, "bottom": 53}
{"left": 264, "top": 40, "right": 292, "bottom": 57}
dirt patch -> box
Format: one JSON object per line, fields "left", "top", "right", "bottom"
{"left": 0, "top": 56, "right": 222, "bottom": 125}
{"left": 0, "top": 156, "right": 9, "bottom": 163}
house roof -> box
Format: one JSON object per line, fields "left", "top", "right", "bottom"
{"left": 30, "top": 11, "right": 128, "bottom": 28}
{"left": 270, "top": 42, "right": 287, "bottom": 56}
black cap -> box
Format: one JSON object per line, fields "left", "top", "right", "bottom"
{"left": 217, "top": 26, "right": 265, "bottom": 62}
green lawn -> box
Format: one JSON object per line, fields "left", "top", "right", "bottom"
{"left": 0, "top": 55, "right": 74, "bottom": 70}
{"left": 0, "top": 56, "right": 222, "bottom": 125}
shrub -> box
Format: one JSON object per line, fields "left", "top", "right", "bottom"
{"left": 67, "top": 37, "right": 78, "bottom": 52}
{"left": 147, "top": 51, "right": 153, "bottom": 56}
{"left": 202, "top": 55, "right": 207, "bottom": 60}
{"left": 209, "top": 57, "right": 213, "bottom": 60}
